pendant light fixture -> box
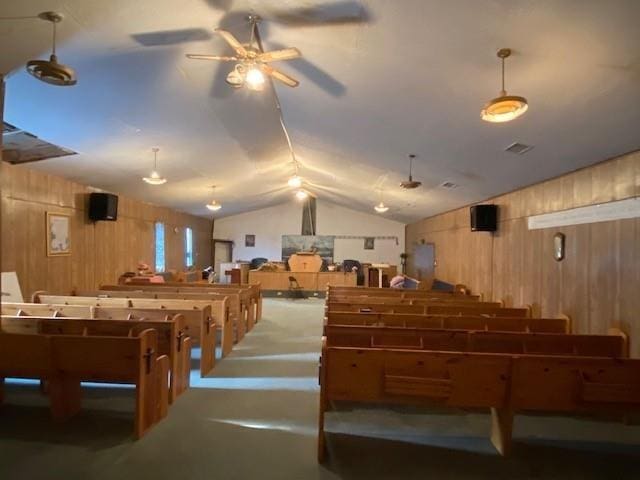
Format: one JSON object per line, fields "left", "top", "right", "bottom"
{"left": 295, "top": 189, "right": 308, "bottom": 200}
{"left": 206, "top": 186, "right": 222, "bottom": 211}
{"left": 481, "top": 48, "right": 528, "bottom": 123}
{"left": 374, "top": 190, "right": 389, "bottom": 213}
{"left": 26, "top": 12, "right": 77, "bottom": 86}
{"left": 206, "top": 200, "right": 222, "bottom": 211}
{"left": 142, "top": 148, "right": 167, "bottom": 185}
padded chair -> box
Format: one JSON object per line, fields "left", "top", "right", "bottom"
{"left": 250, "top": 257, "right": 269, "bottom": 270}
{"left": 342, "top": 259, "right": 364, "bottom": 286}
{"left": 288, "top": 276, "right": 306, "bottom": 300}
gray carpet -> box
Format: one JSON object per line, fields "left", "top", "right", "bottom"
{"left": 1, "top": 298, "right": 639, "bottom": 479}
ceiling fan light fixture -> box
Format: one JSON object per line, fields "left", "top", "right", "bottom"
{"left": 287, "top": 174, "right": 303, "bottom": 188}
{"left": 27, "top": 12, "right": 77, "bottom": 87}
{"left": 482, "top": 48, "right": 528, "bottom": 123}
{"left": 295, "top": 189, "right": 308, "bottom": 200}
{"left": 226, "top": 64, "right": 245, "bottom": 88}
{"left": 245, "top": 66, "right": 265, "bottom": 91}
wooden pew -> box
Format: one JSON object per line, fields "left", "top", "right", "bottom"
{"left": 1, "top": 315, "right": 191, "bottom": 403}
{"left": 326, "top": 302, "right": 531, "bottom": 317}
{"left": 325, "top": 311, "right": 571, "bottom": 334}
{"left": 327, "top": 296, "right": 499, "bottom": 306}
{"left": 324, "top": 325, "right": 628, "bottom": 358}
{"left": 327, "top": 285, "right": 477, "bottom": 300}
{"left": 0, "top": 328, "right": 169, "bottom": 438}
{"left": 100, "top": 284, "right": 255, "bottom": 334}
{"left": 2, "top": 303, "right": 92, "bottom": 318}
{"left": 318, "top": 343, "right": 640, "bottom": 461}
{"left": 137, "top": 281, "right": 264, "bottom": 322}
{"left": 90, "top": 286, "right": 247, "bottom": 341}
{"left": 328, "top": 294, "right": 482, "bottom": 304}
{"left": 32, "top": 294, "right": 228, "bottom": 362}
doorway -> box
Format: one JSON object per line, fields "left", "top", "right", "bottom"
{"left": 412, "top": 242, "right": 435, "bottom": 286}
{"left": 213, "top": 239, "right": 233, "bottom": 282}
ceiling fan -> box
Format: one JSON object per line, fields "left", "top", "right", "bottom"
{"left": 400, "top": 154, "right": 422, "bottom": 189}
{"left": 186, "top": 14, "right": 301, "bottom": 89}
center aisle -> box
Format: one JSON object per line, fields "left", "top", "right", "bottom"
{"left": 97, "top": 297, "right": 335, "bottom": 480}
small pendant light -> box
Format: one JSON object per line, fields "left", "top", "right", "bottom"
{"left": 206, "top": 186, "right": 222, "bottom": 211}
{"left": 481, "top": 48, "right": 528, "bottom": 123}
{"left": 142, "top": 148, "right": 167, "bottom": 185}
{"left": 374, "top": 189, "right": 389, "bottom": 213}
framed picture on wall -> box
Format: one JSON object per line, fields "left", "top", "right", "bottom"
{"left": 46, "top": 212, "right": 71, "bottom": 256}
{"left": 245, "top": 234, "right": 255, "bottom": 247}
{"left": 364, "top": 237, "right": 375, "bottom": 250}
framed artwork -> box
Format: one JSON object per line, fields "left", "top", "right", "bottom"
{"left": 245, "top": 234, "right": 255, "bottom": 247}
{"left": 46, "top": 212, "right": 71, "bottom": 256}
{"left": 553, "top": 232, "right": 565, "bottom": 261}
{"left": 364, "top": 237, "right": 375, "bottom": 250}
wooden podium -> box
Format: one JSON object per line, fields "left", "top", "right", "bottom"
{"left": 288, "top": 253, "right": 322, "bottom": 272}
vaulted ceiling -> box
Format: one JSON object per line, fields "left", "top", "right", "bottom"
{"left": 2, "top": 0, "right": 639, "bottom": 222}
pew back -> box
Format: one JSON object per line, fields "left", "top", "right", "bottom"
{"left": 325, "top": 312, "right": 570, "bottom": 333}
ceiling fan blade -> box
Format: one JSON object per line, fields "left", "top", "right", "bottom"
{"left": 257, "top": 47, "right": 302, "bottom": 63}
{"left": 131, "top": 28, "right": 212, "bottom": 46}
{"left": 267, "top": 1, "right": 372, "bottom": 27}
{"left": 215, "top": 29, "right": 248, "bottom": 56}
{"left": 261, "top": 65, "right": 299, "bottom": 87}
{"left": 185, "top": 54, "right": 237, "bottom": 61}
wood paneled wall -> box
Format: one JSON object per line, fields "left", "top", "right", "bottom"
{"left": 406, "top": 150, "right": 640, "bottom": 356}
{"left": 1, "top": 162, "right": 212, "bottom": 298}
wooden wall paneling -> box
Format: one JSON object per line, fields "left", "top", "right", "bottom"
{"left": 614, "top": 152, "right": 636, "bottom": 200}
{"left": 1, "top": 163, "right": 212, "bottom": 298}
{"left": 616, "top": 218, "right": 637, "bottom": 356}
{"left": 588, "top": 220, "right": 618, "bottom": 335}
{"left": 540, "top": 227, "right": 562, "bottom": 319}
{"left": 406, "top": 152, "right": 639, "bottom": 351}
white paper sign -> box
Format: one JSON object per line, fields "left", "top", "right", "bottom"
{"left": 528, "top": 197, "right": 640, "bottom": 230}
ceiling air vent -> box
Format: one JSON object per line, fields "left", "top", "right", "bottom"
{"left": 440, "top": 181, "right": 458, "bottom": 190}
{"left": 505, "top": 142, "right": 534, "bottom": 155}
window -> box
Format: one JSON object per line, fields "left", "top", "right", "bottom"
{"left": 185, "top": 227, "right": 194, "bottom": 267}
{"left": 155, "top": 222, "right": 165, "bottom": 272}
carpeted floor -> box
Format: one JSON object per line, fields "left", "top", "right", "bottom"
{"left": 1, "top": 298, "right": 639, "bottom": 479}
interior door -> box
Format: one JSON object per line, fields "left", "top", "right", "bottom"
{"left": 412, "top": 243, "right": 435, "bottom": 285}
{"left": 213, "top": 240, "right": 233, "bottom": 281}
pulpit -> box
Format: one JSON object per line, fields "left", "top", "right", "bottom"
{"left": 287, "top": 253, "right": 323, "bottom": 272}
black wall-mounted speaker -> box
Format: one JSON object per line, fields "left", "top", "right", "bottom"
{"left": 89, "top": 193, "right": 118, "bottom": 221}
{"left": 470, "top": 204, "right": 497, "bottom": 232}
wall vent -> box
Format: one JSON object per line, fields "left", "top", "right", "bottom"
{"left": 505, "top": 142, "right": 534, "bottom": 155}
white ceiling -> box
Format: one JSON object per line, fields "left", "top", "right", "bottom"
{"left": 1, "top": 0, "right": 639, "bottom": 222}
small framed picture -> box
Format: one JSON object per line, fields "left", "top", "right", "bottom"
{"left": 245, "top": 234, "right": 255, "bottom": 247}
{"left": 46, "top": 212, "right": 71, "bottom": 256}
{"left": 364, "top": 237, "right": 375, "bottom": 250}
